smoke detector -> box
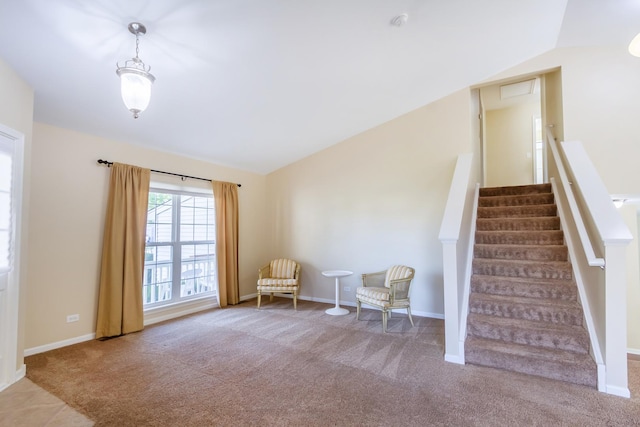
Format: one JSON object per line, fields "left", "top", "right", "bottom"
{"left": 390, "top": 13, "right": 408, "bottom": 27}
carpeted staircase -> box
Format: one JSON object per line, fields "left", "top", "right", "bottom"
{"left": 465, "top": 183, "right": 597, "bottom": 388}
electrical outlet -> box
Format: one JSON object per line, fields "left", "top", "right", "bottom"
{"left": 66, "top": 314, "right": 80, "bottom": 323}
{"left": 344, "top": 286, "right": 351, "bottom": 292}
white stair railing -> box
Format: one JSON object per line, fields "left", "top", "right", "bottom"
{"left": 546, "top": 127, "right": 632, "bottom": 397}
{"left": 438, "top": 153, "right": 477, "bottom": 364}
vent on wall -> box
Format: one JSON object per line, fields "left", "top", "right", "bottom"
{"left": 500, "top": 79, "right": 537, "bottom": 100}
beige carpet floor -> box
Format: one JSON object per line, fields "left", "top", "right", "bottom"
{"left": 25, "top": 298, "right": 640, "bottom": 426}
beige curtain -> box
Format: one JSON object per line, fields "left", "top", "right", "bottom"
{"left": 96, "top": 163, "right": 150, "bottom": 339}
{"left": 212, "top": 180, "right": 239, "bottom": 307}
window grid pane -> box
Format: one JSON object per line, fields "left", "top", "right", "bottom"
{"left": 180, "top": 243, "right": 216, "bottom": 297}
{"left": 143, "top": 245, "right": 173, "bottom": 305}
{"left": 144, "top": 190, "right": 216, "bottom": 307}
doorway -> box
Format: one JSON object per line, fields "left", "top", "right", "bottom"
{"left": 480, "top": 77, "right": 543, "bottom": 188}
{"left": 0, "top": 124, "right": 24, "bottom": 391}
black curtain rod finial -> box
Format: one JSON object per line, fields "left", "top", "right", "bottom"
{"left": 97, "top": 159, "right": 113, "bottom": 167}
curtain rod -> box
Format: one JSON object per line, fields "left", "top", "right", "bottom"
{"left": 97, "top": 159, "right": 241, "bottom": 187}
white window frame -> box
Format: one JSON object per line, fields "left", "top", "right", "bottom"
{"left": 143, "top": 185, "right": 218, "bottom": 324}
{"left": 0, "top": 124, "right": 25, "bottom": 391}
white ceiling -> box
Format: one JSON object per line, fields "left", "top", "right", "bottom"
{"left": 0, "top": 0, "right": 639, "bottom": 174}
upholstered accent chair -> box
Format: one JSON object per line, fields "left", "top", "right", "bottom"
{"left": 355, "top": 265, "right": 415, "bottom": 332}
{"left": 257, "top": 259, "right": 301, "bottom": 310}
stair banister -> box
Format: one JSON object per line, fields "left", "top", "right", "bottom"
{"left": 439, "top": 153, "right": 476, "bottom": 364}
{"left": 546, "top": 128, "right": 604, "bottom": 268}
{"left": 546, "top": 127, "right": 633, "bottom": 397}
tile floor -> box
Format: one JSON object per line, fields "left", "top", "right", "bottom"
{"left": 0, "top": 378, "right": 93, "bottom": 427}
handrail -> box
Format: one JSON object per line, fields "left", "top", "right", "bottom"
{"left": 546, "top": 128, "right": 604, "bottom": 268}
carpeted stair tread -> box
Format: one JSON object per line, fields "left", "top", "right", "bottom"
{"left": 469, "top": 293, "right": 584, "bottom": 326}
{"left": 467, "top": 313, "right": 590, "bottom": 354}
{"left": 475, "top": 230, "right": 564, "bottom": 245}
{"left": 474, "top": 244, "right": 568, "bottom": 262}
{"left": 472, "top": 258, "right": 572, "bottom": 280}
{"left": 467, "top": 183, "right": 595, "bottom": 388}
{"left": 464, "top": 336, "right": 597, "bottom": 387}
{"left": 471, "top": 275, "right": 577, "bottom": 301}
{"left": 476, "top": 217, "right": 560, "bottom": 231}
{"left": 479, "top": 184, "right": 552, "bottom": 197}
{"left": 478, "top": 193, "right": 554, "bottom": 208}
{"left": 477, "top": 204, "right": 557, "bottom": 218}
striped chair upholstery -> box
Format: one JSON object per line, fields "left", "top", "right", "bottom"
{"left": 356, "top": 265, "right": 415, "bottom": 332}
{"left": 257, "top": 259, "right": 301, "bottom": 310}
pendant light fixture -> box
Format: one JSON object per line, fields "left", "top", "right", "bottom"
{"left": 629, "top": 32, "right": 640, "bottom": 57}
{"left": 116, "top": 22, "right": 155, "bottom": 118}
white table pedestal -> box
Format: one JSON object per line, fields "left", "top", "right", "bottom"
{"left": 322, "top": 270, "right": 353, "bottom": 316}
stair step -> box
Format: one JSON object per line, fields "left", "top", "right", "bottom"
{"left": 464, "top": 336, "right": 597, "bottom": 388}
{"left": 467, "top": 313, "right": 590, "bottom": 354}
{"left": 479, "top": 184, "right": 552, "bottom": 197}
{"left": 474, "top": 244, "right": 568, "bottom": 262}
{"left": 475, "top": 230, "right": 564, "bottom": 245}
{"left": 471, "top": 275, "right": 577, "bottom": 301}
{"left": 478, "top": 193, "right": 554, "bottom": 208}
{"left": 472, "top": 258, "right": 572, "bottom": 280}
{"left": 469, "top": 293, "right": 583, "bottom": 326}
{"left": 477, "top": 204, "right": 557, "bottom": 218}
{"left": 476, "top": 217, "right": 560, "bottom": 231}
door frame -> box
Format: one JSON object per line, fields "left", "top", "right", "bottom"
{"left": 0, "top": 123, "right": 25, "bottom": 391}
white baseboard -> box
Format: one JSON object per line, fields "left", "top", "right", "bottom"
{"left": 444, "top": 353, "right": 465, "bottom": 365}
{"left": 0, "top": 364, "right": 27, "bottom": 392}
{"left": 15, "top": 364, "right": 25, "bottom": 382}
{"left": 627, "top": 348, "right": 640, "bottom": 356}
{"left": 24, "top": 333, "right": 95, "bottom": 357}
{"left": 248, "top": 293, "right": 445, "bottom": 319}
{"left": 24, "top": 300, "right": 217, "bottom": 357}
{"left": 143, "top": 298, "right": 218, "bottom": 326}
{"left": 606, "top": 384, "right": 631, "bottom": 398}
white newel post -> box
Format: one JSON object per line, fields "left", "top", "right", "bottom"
{"left": 442, "top": 241, "right": 461, "bottom": 363}
{"left": 604, "top": 242, "right": 631, "bottom": 398}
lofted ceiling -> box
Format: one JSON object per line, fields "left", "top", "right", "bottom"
{"left": 0, "top": 0, "right": 639, "bottom": 174}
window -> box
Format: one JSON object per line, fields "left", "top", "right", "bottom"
{"left": 143, "top": 189, "right": 216, "bottom": 307}
{"left": 0, "top": 143, "right": 11, "bottom": 272}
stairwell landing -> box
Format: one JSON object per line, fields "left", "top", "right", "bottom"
{"left": 465, "top": 183, "right": 596, "bottom": 388}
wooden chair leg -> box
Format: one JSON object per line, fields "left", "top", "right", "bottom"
{"left": 356, "top": 300, "right": 361, "bottom": 320}
{"left": 270, "top": 292, "right": 274, "bottom": 302}
{"left": 293, "top": 292, "right": 297, "bottom": 310}
{"left": 407, "top": 306, "right": 414, "bottom": 327}
{"left": 257, "top": 292, "right": 261, "bottom": 309}
{"left": 382, "top": 310, "right": 388, "bottom": 333}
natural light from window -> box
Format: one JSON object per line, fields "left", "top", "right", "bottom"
{"left": 143, "top": 189, "right": 216, "bottom": 307}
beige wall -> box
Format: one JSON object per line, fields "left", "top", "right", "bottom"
{"left": 622, "top": 205, "right": 640, "bottom": 352}
{"left": 485, "top": 101, "right": 540, "bottom": 187}
{"left": 25, "top": 123, "right": 268, "bottom": 349}
{"left": 0, "top": 58, "right": 34, "bottom": 372}
{"left": 265, "top": 89, "right": 475, "bottom": 316}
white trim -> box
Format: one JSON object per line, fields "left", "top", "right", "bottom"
{"left": 15, "top": 364, "right": 25, "bottom": 382}
{"left": 144, "top": 298, "right": 218, "bottom": 326}
{"left": 444, "top": 353, "right": 465, "bottom": 365}
{"left": 253, "top": 293, "right": 444, "bottom": 319}
{"left": 551, "top": 178, "right": 606, "bottom": 388}
{"left": 606, "top": 384, "right": 631, "bottom": 399}
{"left": 0, "top": 124, "right": 24, "bottom": 392}
{"left": 456, "top": 183, "right": 480, "bottom": 365}
{"left": 628, "top": 348, "right": 640, "bottom": 356}
{"left": 597, "top": 363, "right": 606, "bottom": 393}
{"left": 24, "top": 333, "right": 96, "bottom": 357}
